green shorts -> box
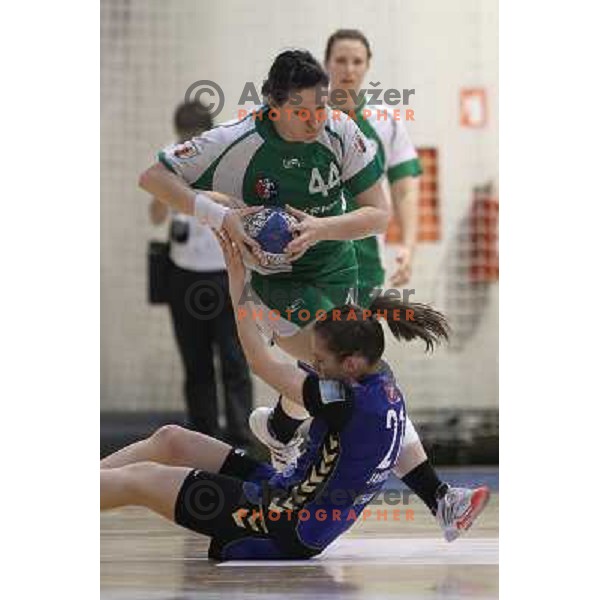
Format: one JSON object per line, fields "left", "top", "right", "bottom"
{"left": 249, "top": 268, "right": 358, "bottom": 336}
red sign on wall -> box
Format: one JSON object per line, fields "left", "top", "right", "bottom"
{"left": 385, "top": 148, "right": 440, "bottom": 244}
{"left": 460, "top": 88, "right": 487, "bottom": 128}
{"left": 469, "top": 183, "right": 499, "bottom": 282}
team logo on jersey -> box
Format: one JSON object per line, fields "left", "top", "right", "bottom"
{"left": 384, "top": 384, "right": 403, "bottom": 404}
{"left": 282, "top": 157, "right": 302, "bottom": 169}
{"left": 353, "top": 133, "right": 367, "bottom": 154}
{"left": 254, "top": 176, "right": 279, "bottom": 200}
{"left": 285, "top": 298, "right": 305, "bottom": 314}
{"left": 173, "top": 141, "right": 199, "bottom": 159}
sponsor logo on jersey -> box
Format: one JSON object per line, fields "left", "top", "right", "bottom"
{"left": 173, "top": 141, "right": 199, "bottom": 159}
{"left": 255, "top": 176, "right": 279, "bottom": 200}
{"left": 282, "top": 157, "right": 302, "bottom": 169}
{"left": 353, "top": 133, "right": 367, "bottom": 154}
{"left": 285, "top": 298, "right": 305, "bottom": 314}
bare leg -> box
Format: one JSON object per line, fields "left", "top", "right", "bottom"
{"left": 100, "top": 425, "right": 232, "bottom": 472}
{"left": 101, "top": 461, "right": 190, "bottom": 520}
{"left": 393, "top": 439, "right": 428, "bottom": 478}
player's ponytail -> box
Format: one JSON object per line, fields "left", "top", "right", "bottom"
{"left": 370, "top": 296, "right": 449, "bottom": 353}
{"left": 314, "top": 298, "right": 448, "bottom": 366}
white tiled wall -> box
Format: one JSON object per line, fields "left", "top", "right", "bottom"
{"left": 101, "top": 0, "right": 498, "bottom": 411}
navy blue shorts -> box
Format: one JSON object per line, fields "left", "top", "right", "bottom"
{"left": 173, "top": 450, "right": 321, "bottom": 561}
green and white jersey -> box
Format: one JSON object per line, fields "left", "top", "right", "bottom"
{"left": 344, "top": 101, "right": 423, "bottom": 295}
{"left": 159, "top": 105, "right": 383, "bottom": 326}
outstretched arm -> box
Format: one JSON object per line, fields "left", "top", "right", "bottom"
{"left": 214, "top": 230, "right": 308, "bottom": 406}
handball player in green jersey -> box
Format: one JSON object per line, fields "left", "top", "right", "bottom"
{"left": 140, "top": 49, "right": 389, "bottom": 366}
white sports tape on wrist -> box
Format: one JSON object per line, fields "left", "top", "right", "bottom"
{"left": 194, "top": 192, "right": 229, "bottom": 229}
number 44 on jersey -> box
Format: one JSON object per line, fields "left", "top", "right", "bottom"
{"left": 309, "top": 163, "right": 341, "bottom": 197}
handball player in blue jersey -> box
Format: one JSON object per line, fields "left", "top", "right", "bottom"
{"left": 100, "top": 232, "right": 489, "bottom": 560}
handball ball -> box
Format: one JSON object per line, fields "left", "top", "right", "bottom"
{"left": 242, "top": 207, "right": 299, "bottom": 256}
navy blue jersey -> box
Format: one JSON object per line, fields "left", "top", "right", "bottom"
{"left": 266, "top": 361, "right": 406, "bottom": 551}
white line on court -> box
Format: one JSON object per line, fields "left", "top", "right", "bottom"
{"left": 218, "top": 537, "right": 499, "bottom": 567}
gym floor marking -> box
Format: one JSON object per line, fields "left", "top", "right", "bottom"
{"left": 219, "top": 537, "right": 499, "bottom": 567}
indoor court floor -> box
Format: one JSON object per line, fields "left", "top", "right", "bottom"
{"left": 101, "top": 470, "right": 499, "bottom": 600}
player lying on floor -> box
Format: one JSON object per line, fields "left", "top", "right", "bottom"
{"left": 100, "top": 232, "right": 489, "bottom": 560}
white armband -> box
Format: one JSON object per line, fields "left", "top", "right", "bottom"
{"left": 194, "top": 192, "right": 230, "bottom": 229}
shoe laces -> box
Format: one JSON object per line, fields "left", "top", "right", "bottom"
{"left": 438, "top": 488, "right": 470, "bottom": 526}
{"left": 270, "top": 436, "right": 302, "bottom": 468}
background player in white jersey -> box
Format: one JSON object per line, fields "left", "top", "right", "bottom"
{"left": 320, "top": 28, "right": 436, "bottom": 489}
{"left": 325, "top": 29, "right": 422, "bottom": 292}
{"left": 149, "top": 100, "right": 253, "bottom": 444}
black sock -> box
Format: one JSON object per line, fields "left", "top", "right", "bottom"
{"left": 219, "top": 448, "right": 262, "bottom": 479}
{"left": 269, "top": 398, "right": 305, "bottom": 444}
{"left": 401, "top": 460, "right": 449, "bottom": 514}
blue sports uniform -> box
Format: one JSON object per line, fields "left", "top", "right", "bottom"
{"left": 174, "top": 361, "right": 406, "bottom": 560}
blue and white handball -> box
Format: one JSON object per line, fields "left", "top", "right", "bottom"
{"left": 242, "top": 207, "right": 300, "bottom": 272}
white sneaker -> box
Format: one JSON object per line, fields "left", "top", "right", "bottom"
{"left": 249, "top": 407, "right": 303, "bottom": 472}
{"left": 436, "top": 486, "right": 490, "bottom": 542}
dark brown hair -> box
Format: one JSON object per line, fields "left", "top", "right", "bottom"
{"left": 325, "top": 29, "right": 372, "bottom": 63}
{"left": 173, "top": 101, "right": 213, "bottom": 139}
{"left": 261, "top": 49, "right": 329, "bottom": 106}
{"left": 314, "top": 297, "right": 449, "bottom": 365}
